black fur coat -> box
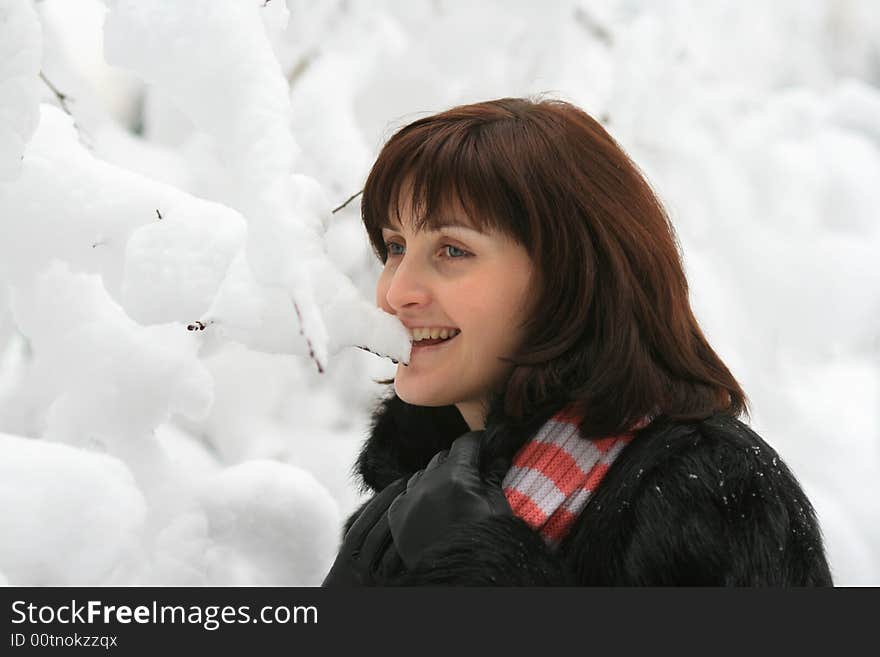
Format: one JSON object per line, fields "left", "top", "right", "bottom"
{"left": 340, "top": 393, "right": 833, "bottom": 586}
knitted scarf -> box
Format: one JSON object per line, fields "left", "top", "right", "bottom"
{"left": 501, "top": 407, "right": 637, "bottom": 547}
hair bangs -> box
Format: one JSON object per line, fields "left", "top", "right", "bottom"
{"left": 362, "top": 117, "right": 527, "bottom": 262}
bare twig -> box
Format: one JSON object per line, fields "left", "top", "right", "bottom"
{"left": 292, "top": 301, "right": 325, "bottom": 374}
{"left": 39, "top": 71, "right": 73, "bottom": 116}
{"left": 332, "top": 190, "right": 362, "bottom": 214}
{"left": 186, "top": 319, "right": 218, "bottom": 332}
{"left": 572, "top": 7, "right": 613, "bottom": 46}
{"left": 39, "top": 71, "right": 93, "bottom": 149}
{"left": 156, "top": 209, "right": 163, "bottom": 220}
{"left": 285, "top": 47, "right": 319, "bottom": 88}
{"left": 356, "top": 344, "right": 407, "bottom": 366}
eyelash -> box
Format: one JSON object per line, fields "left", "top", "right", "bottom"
{"left": 384, "top": 242, "right": 472, "bottom": 260}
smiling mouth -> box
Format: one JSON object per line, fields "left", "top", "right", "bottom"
{"left": 411, "top": 332, "right": 460, "bottom": 348}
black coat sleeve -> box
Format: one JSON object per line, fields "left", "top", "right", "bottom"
{"left": 389, "top": 514, "right": 575, "bottom": 585}
{"left": 340, "top": 498, "right": 573, "bottom": 585}
{"left": 564, "top": 416, "right": 834, "bottom": 586}
{"left": 342, "top": 499, "right": 371, "bottom": 538}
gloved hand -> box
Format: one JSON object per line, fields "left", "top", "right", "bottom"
{"left": 387, "top": 431, "right": 512, "bottom": 570}
{"left": 321, "top": 477, "right": 407, "bottom": 586}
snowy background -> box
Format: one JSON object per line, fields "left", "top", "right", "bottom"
{"left": 0, "top": 0, "right": 877, "bottom": 586}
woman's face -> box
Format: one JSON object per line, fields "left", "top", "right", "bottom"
{"left": 375, "top": 199, "right": 534, "bottom": 429}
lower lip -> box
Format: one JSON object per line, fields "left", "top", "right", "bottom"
{"left": 411, "top": 333, "right": 459, "bottom": 353}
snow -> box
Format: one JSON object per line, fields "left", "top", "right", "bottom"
{"left": 0, "top": 0, "right": 42, "bottom": 181}
{"left": 8, "top": 261, "right": 213, "bottom": 486}
{"left": 0, "top": 0, "right": 878, "bottom": 586}
{"left": 102, "top": 0, "right": 411, "bottom": 370}
{"left": 122, "top": 199, "right": 246, "bottom": 324}
{"left": 0, "top": 432, "right": 147, "bottom": 585}
{"left": 194, "top": 460, "right": 339, "bottom": 586}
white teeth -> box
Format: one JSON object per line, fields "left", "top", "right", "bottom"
{"left": 411, "top": 328, "right": 460, "bottom": 342}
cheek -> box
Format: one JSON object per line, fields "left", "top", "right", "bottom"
{"left": 453, "top": 280, "right": 494, "bottom": 325}
{"left": 478, "top": 282, "right": 532, "bottom": 347}
{"left": 457, "top": 282, "right": 523, "bottom": 341}
{"left": 375, "top": 271, "right": 389, "bottom": 309}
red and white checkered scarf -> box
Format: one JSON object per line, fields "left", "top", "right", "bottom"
{"left": 502, "top": 407, "right": 638, "bottom": 546}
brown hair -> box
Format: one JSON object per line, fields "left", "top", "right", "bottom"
{"left": 362, "top": 97, "right": 747, "bottom": 437}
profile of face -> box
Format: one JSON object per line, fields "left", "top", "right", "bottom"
{"left": 375, "top": 197, "right": 535, "bottom": 430}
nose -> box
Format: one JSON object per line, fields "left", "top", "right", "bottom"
{"left": 377, "top": 253, "right": 431, "bottom": 314}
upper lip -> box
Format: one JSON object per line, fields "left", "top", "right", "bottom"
{"left": 399, "top": 320, "right": 459, "bottom": 331}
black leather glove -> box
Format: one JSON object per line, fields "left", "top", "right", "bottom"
{"left": 387, "top": 431, "right": 512, "bottom": 570}
{"left": 321, "top": 477, "right": 407, "bottom": 586}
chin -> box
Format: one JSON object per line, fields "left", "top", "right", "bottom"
{"left": 393, "top": 380, "right": 456, "bottom": 408}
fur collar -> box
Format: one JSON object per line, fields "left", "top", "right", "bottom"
{"left": 353, "top": 389, "right": 561, "bottom": 493}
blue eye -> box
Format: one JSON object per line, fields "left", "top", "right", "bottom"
{"left": 386, "top": 242, "right": 405, "bottom": 256}
{"left": 444, "top": 245, "right": 469, "bottom": 258}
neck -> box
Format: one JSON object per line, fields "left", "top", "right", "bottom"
{"left": 455, "top": 401, "right": 487, "bottom": 430}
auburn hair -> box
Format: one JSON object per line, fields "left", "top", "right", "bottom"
{"left": 361, "top": 97, "right": 747, "bottom": 438}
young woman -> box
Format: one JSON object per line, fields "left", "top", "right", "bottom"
{"left": 322, "top": 97, "right": 833, "bottom": 586}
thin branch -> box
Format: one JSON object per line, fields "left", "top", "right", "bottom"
{"left": 39, "top": 71, "right": 73, "bottom": 116}
{"left": 356, "top": 344, "right": 407, "bottom": 366}
{"left": 39, "top": 70, "right": 94, "bottom": 149}
{"left": 292, "top": 301, "right": 325, "bottom": 374}
{"left": 287, "top": 52, "right": 313, "bottom": 86}
{"left": 572, "top": 6, "right": 613, "bottom": 46}
{"left": 332, "top": 190, "right": 362, "bottom": 214}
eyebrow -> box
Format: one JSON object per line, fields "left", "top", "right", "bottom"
{"left": 433, "top": 219, "right": 480, "bottom": 231}
{"left": 381, "top": 217, "right": 480, "bottom": 232}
